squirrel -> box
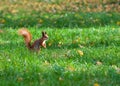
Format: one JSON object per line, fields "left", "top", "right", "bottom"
{"left": 18, "top": 28, "right": 48, "bottom": 51}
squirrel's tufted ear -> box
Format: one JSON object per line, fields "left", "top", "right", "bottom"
{"left": 42, "top": 31, "right": 45, "bottom": 36}
{"left": 44, "top": 32, "right": 47, "bottom": 34}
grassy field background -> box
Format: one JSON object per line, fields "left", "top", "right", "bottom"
{"left": 0, "top": 26, "right": 120, "bottom": 86}
{"left": 0, "top": 0, "right": 120, "bottom": 28}
{"left": 0, "top": 0, "right": 120, "bottom": 86}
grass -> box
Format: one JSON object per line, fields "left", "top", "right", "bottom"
{"left": 0, "top": 26, "right": 120, "bottom": 86}
{"left": 0, "top": 0, "right": 120, "bottom": 28}
{"left": 0, "top": 0, "right": 120, "bottom": 86}
{"left": 1, "top": 12, "right": 120, "bottom": 28}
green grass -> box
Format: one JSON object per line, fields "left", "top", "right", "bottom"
{"left": 0, "top": 1, "right": 120, "bottom": 85}
{"left": 1, "top": 12, "right": 120, "bottom": 28}
{"left": 0, "top": 26, "right": 120, "bottom": 86}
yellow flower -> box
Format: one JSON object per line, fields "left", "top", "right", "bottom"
{"left": 77, "top": 50, "right": 84, "bottom": 56}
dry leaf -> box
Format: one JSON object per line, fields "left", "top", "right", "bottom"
{"left": 72, "top": 38, "right": 80, "bottom": 44}
{"left": 117, "top": 21, "right": 120, "bottom": 25}
{"left": 0, "top": 30, "right": 3, "bottom": 33}
{"left": 44, "top": 60, "right": 50, "bottom": 66}
{"left": 38, "top": 19, "right": 43, "bottom": 23}
{"left": 112, "top": 65, "right": 120, "bottom": 74}
{"left": 59, "top": 77, "right": 64, "bottom": 81}
{"left": 58, "top": 41, "right": 63, "bottom": 47}
{"left": 64, "top": 50, "right": 72, "bottom": 57}
{"left": 7, "top": 59, "right": 11, "bottom": 62}
{"left": 0, "top": 19, "right": 5, "bottom": 23}
{"left": 67, "top": 66, "right": 75, "bottom": 72}
{"left": 17, "top": 77, "right": 23, "bottom": 82}
{"left": 78, "top": 44, "right": 84, "bottom": 48}
{"left": 48, "top": 42, "right": 52, "bottom": 46}
{"left": 94, "top": 83, "right": 100, "bottom": 86}
{"left": 77, "top": 50, "right": 84, "bottom": 56}
{"left": 96, "top": 61, "right": 102, "bottom": 65}
{"left": 112, "top": 28, "right": 115, "bottom": 30}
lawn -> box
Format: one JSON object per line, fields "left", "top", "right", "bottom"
{"left": 0, "top": 0, "right": 120, "bottom": 86}
{"left": 0, "top": 26, "right": 120, "bottom": 86}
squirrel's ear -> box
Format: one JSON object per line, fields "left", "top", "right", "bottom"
{"left": 42, "top": 31, "right": 45, "bottom": 36}
{"left": 44, "top": 32, "right": 47, "bottom": 34}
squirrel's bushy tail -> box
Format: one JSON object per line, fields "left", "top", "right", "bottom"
{"left": 18, "top": 28, "right": 32, "bottom": 49}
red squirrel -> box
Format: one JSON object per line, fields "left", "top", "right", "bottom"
{"left": 18, "top": 28, "right": 48, "bottom": 51}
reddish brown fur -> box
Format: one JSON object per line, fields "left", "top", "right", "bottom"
{"left": 18, "top": 28, "right": 48, "bottom": 51}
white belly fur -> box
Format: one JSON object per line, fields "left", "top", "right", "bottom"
{"left": 42, "top": 40, "right": 46, "bottom": 45}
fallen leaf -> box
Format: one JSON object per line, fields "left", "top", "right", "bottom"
{"left": 94, "top": 83, "right": 100, "bottom": 86}
{"left": 117, "top": 21, "right": 120, "bottom": 25}
{"left": 58, "top": 41, "right": 63, "bottom": 47}
{"left": 77, "top": 50, "right": 84, "bottom": 56}
{"left": 64, "top": 50, "right": 71, "bottom": 57}
{"left": 78, "top": 44, "right": 84, "bottom": 48}
{"left": 0, "top": 19, "right": 5, "bottom": 23}
{"left": 0, "top": 30, "right": 3, "bottom": 33}
{"left": 59, "top": 77, "right": 64, "bottom": 81}
{"left": 17, "top": 77, "right": 23, "bottom": 82}
{"left": 44, "top": 60, "right": 50, "bottom": 66}
{"left": 112, "top": 28, "right": 115, "bottom": 30}
{"left": 96, "top": 61, "right": 102, "bottom": 65}
{"left": 112, "top": 65, "right": 120, "bottom": 74}
{"left": 67, "top": 66, "right": 75, "bottom": 72}
{"left": 48, "top": 42, "right": 52, "bottom": 46}
{"left": 38, "top": 19, "right": 43, "bottom": 23}
{"left": 7, "top": 59, "right": 11, "bottom": 62}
